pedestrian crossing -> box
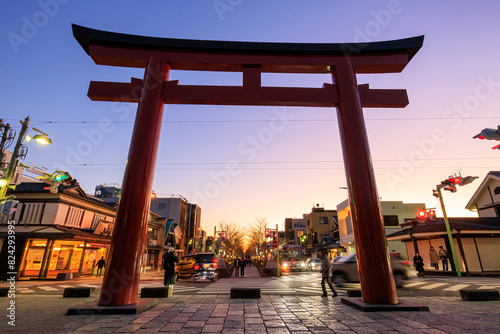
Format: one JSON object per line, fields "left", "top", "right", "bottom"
{"left": 7, "top": 277, "right": 500, "bottom": 295}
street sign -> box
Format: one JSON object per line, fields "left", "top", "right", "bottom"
{"left": 272, "top": 240, "right": 278, "bottom": 248}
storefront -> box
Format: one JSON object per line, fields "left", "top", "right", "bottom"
{"left": 0, "top": 225, "right": 111, "bottom": 279}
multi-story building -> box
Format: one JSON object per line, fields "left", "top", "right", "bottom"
{"left": 305, "top": 204, "right": 338, "bottom": 254}
{"left": 94, "top": 183, "right": 121, "bottom": 206}
{"left": 337, "top": 199, "right": 425, "bottom": 259}
{"left": 186, "top": 203, "right": 202, "bottom": 253}
{"left": 284, "top": 215, "right": 306, "bottom": 246}
{"left": 150, "top": 196, "right": 204, "bottom": 256}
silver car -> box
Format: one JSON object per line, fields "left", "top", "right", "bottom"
{"left": 305, "top": 258, "right": 321, "bottom": 271}
{"left": 330, "top": 253, "right": 408, "bottom": 288}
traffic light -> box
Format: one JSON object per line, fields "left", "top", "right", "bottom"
{"left": 473, "top": 126, "right": 500, "bottom": 141}
{"left": 416, "top": 209, "right": 436, "bottom": 222}
{"left": 443, "top": 184, "right": 457, "bottom": 192}
{"left": 221, "top": 232, "right": 227, "bottom": 241}
{"left": 37, "top": 170, "right": 73, "bottom": 194}
{"left": 265, "top": 230, "right": 270, "bottom": 237}
{"left": 432, "top": 189, "right": 439, "bottom": 198}
{"left": 448, "top": 176, "right": 463, "bottom": 184}
{"left": 1, "top": 200, "right": 19, "bottom": 216}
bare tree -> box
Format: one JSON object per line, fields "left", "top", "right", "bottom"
{"left": 246, "top": 217, "right": 270, "bottom": 256}
{"left": 218, "top": 220, "right": 245, "bottom": 257}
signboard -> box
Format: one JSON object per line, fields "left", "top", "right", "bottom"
{"left": 272, "top": 240, "right": 278, "bottom": 248}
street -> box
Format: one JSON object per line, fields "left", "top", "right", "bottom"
{"left": 3, "top": 269, "right": 499, "bottom": 298}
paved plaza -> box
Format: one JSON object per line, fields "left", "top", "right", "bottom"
{"left": 1, "top": 287, "right": 499, "bottom": 333}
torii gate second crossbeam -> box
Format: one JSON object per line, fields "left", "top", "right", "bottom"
{"left": 72, "top": 24, "right": 423, "bottom": 308}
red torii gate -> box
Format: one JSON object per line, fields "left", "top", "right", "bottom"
{"left": 72, "top": 24, "right": 423, "bottom": 308}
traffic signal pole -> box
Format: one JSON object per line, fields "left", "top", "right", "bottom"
{"left": 436, "top": 187, "right": 462, "bottom": 277}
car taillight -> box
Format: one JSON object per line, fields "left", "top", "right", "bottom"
{"left": 194, "top": 264, "right": 200, "bottom": 270}
{"left": 213, "top": 262, "right": 218, "bottom": 269}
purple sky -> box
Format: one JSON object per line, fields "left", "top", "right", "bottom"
{"left": 1, "top": 1, "right": 499, "bottom": 233}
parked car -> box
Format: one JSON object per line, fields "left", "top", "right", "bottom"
{"left": 330, "top": 253, "right": 408, "bottom": 288}
{"left": 176, "top": 252, "right": 218, "bottom": 281}
{"left": 305, "top": 258, "right": 321, "bottom": 271}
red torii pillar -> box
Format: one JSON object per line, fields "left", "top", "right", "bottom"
{"left": 72, "top": 24, "right": 423, "bottom": 308}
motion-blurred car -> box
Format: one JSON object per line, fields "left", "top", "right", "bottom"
{"left": 176, "top": 252, "right": 218, "bottom": 282}
{"left": 305, "top": 258, "right": 321, "bottom": 271}
{"left": 330, "top": 253, "right": 409, "bottom": 288}
{"left": 281, "top": 259, "right": 306, "bottom": 272}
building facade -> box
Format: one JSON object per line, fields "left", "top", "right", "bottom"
{"left": 284, "top": 215, "right": 306, "bottom": 246}
{"left": 305, "top": 204, "right": 338, "bottom": 254}
{"left": 337, "top": 199, "right": 425, "bottom": 259}
{"left": 0, "top": 182, "right": 169, "bottom": 280}
{"left": 465, "top": 171, "right": 500, "bottom": 217}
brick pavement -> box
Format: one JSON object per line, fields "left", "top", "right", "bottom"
{"left": 1, "top": 292, "right": 499, "bottom": 333}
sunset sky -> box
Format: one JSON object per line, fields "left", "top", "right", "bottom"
{"left": 1, "top": 1, "right": 499, "bottom": 233}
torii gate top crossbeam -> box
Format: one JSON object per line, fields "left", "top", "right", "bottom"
{"left": 73, "top": 24, "right": 423, "bottom": 74}
{"left": 73, "top": 24, "right": 423, "bottom": 107}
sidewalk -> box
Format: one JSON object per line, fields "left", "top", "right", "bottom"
{"left": 1, "top": 282, "right": 499, "bottom": 333}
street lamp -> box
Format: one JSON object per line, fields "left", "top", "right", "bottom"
{"left": 433, "top": 173, "right": 478, "bottom": 277}
{"left": 0, "top": 117, "right": 52, "bottom": 202}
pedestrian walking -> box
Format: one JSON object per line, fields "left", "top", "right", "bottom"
{"left": 438, "top": 246, "right": 449, "bottom": 271}
{"left": 318, "top": 249, "right": 338, "bottom": 297}
{"left": 162, "top": 249, "right": 178, "bottom": 288}
{"left": 234, "top": 257, "right": 240, "bottom": 277}
{"left": 429, "top": 246, "right": 439, "bottom": 270}
{"left": 95, "top": 256, "right": 106, "bottom": 277}
{"left": 413, "top": 252, "right": 424, "bottom": 277}
{"left": 240, "top": 256, "right": 246, "bottom": 277}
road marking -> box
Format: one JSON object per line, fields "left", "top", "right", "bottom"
{"left": 18, "top": 289, "right": 35, "bottom": 293}
{"left": 444, "top": 284, "right": 470, "bottom": 291}
{"left": 420, "top": 283, "right": 448, "bottom": 290}
{"left": 78, "top": 284, "right": 99, "bottom": 288}
{"left": 403, "top": 282, "right": 426, "bottom": 288}
{"left": 39, "top": 286, "right": 58, "bottom": 291}
{"left": 58, "top": 285, "right": 73, "bottom": 288}
{"left": 478, "top": 286, "right": 500, "bottom": 289}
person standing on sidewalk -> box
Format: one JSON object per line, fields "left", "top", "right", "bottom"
{"left": 163, "top": 249, "right": 178, "bottom": 288}
{"left": 96, "top": 257, "right": 106, "bottom": 277}
{"left": 413, "top": 252, "right": 424, "bottom": 277}
{"left": 234, "top": 257, "right": 240, "bottom": 277}
{"left": 439, "top": 246, "right": 449, "bottom": 271}
{"left": 240, "top": 256, "right": 246, "bottom": 277}
{"left": 319, "top": 249, "right": 338, "bottom": 298}
{"left": 429, "top": 247, "right": 439, "bottom": 270}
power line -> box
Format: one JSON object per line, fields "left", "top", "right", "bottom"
{"left": 35, "top": 157, "right": 500, "bottom": 167}
{"left": 3, "top": 116, "right": 498, "bottom": 125}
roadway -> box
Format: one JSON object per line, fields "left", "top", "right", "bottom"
{"left": 3, "top": 268, "right": 499, "bottom": 298}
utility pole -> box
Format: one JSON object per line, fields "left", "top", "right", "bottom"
{"left": 0, "top": 117, "right": 30, "bottom": 201}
